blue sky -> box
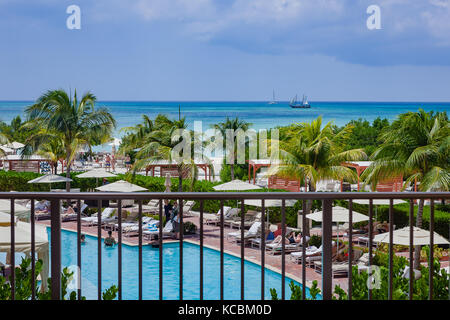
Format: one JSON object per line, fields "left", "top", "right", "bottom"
{"left": 1, "top": 0, "right": 450, "bottom": 101}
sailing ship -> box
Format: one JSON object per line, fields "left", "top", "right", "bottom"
{"left": 268, "top": 89, "right": 277, "bottom": 104}
{"left": 289, "top": 94, "right": 311, "bottom": 108}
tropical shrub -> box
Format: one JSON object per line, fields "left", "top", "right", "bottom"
{"left": 270, "top": 280, "right": 321, "bottom": 300}
{"left": 183, "top": 221, "right": 197, "bottom": 234}
{"left": 336, "top": 200, "right": 450, "bottom": 239}
{"left": 271, "top": 251, "right": 450, "bottom": 300}
{"left": 0, "top": 257, "right": 118, "bottom": 300}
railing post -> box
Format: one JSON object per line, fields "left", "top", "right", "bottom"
{"left": 321, "top": 199, "right": 333, "bottom": 300}
{"left": 50, "top": 199, "right": 61, "bottom": 300}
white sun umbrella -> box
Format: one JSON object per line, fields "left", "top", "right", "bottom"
{"left": 213, "top": 179, "right": 262, "bottom": 211}
{"left": 76, "top": 169, "right": 117, "bottom": 187}
{"left": 0, "top": 200, "right": 31, "bottom": 221}
{"left": 4, "top": 141, "right": 25, "bottom": 149}
{"left": 0, "top": 212, "right": 17, "bottom": 226}
{"left": 373, "top": 226, "right": 449, "bottom": 246}
{"left": 214, "top": 179, "right": 263, "bottom": 205}
{"left": 307, "top": 206, "right": 369, "bottom": 245}
{"left": 213, "top": 179, "right": 262, "bottom": 191}
{"left": 0, "top": 211, "right": 49, "bottom": 291}
{"left": 95, "top": 180, "right": 147, "bottom": 192}
{"left": 28, "top": 174, "right": 73, "bottom": 191}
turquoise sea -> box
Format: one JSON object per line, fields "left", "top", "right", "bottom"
{"left": 1, "top": 100, "right": 449, "bottom": 134}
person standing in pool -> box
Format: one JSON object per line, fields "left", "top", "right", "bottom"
{"left": 81, "top": 234, "right": 86, "bottom": 244}
{"left": 104, "top": 231, "right": 116, "bottom": 246}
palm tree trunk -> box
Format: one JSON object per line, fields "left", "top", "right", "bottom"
{"left": 230, "top": 164, "right": 235, "bottom": 180}
{"left": 65, "top": 152, "right": 71, "bottom": 192}
{"left": 413, "top": 198, "right": 424, "bottom": 269}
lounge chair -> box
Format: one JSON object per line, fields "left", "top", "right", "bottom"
{"left": 226, "top": 221, "right": 261, "bottom": 244}
{"left": 289, "top": 241, "right": 337, "bottom": 265}
{"left": 228, "top": 211, "right": 261, "bottom": 230}
{"left": 203, "top": 206, "right": 232, "bottom": 225}
{"left": 313, "top": 249, "right": 364, "bottom": 278}
{"left": 142, "top": 199, "right": 160, "bottom": 213}
{"left": 143, "top": 220, "right": 176, "bottom": 240}
{"left": 81, "top": 208, "right": 116, "bottom": 227}
{"left": 265, "top": 236, "right": 310, "bottom": 255}
{"left": 182, "top": 200, "right": 195, "bottom": 217}
{"left": 121, "top": 217, "right": 159, "bottom": 237}
{"left": 221, "top": 208, "right": 241, "bottom": 226}
{"left": 62, "top": 203, "right": 88, "bottom": 222}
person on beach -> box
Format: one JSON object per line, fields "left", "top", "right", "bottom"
{"left": 125, "top": 154, "right": 132, "bottom": 171}
{"left": 111, "top": 154, "right": 116, "bottom": 172}
{"left": 105, "top": 154, "right": 111, "bottom": 172}
{"left": 105, "top": 230, "right": 116, "bottom": 246}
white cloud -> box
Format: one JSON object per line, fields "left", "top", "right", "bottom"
{"left": 3, "top": 0, "right": 450, "bottom": 65}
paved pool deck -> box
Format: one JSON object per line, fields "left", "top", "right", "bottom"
{"left": 38, "top": 214, "right": 449, "bottom": 295}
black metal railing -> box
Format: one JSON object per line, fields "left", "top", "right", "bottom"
{"left": 0, "top": 191, "right": 448, "bottom": 300}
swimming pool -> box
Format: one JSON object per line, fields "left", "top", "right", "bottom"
{"left": 5, "top": 228, "right": 319, "bottom": 300}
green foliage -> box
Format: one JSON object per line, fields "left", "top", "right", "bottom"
{"left": 102, "top": 285, "right": 118, "bottom": 300}
{"left": 183, "top": 221, "right": 197, "bottom": 234}
{"left": 219, "top": 163, "right": 248, "bottom": 182}
{"left": 308, "top": 234, "right": 322, "bottom": 247}
{"left": 271, "top": 280, "right": 321, "bottom": 300}
{"left": 336, "top": 200, "right": 450, "bottom": 239}
{"left": 0, "top": 257, "right": 43, "bottom": 300}
{"left": 270, "top": 249, "right": 449, "bottom": 300}
{"left": 0, "top": 257, "right": 117, "bottom": 300}
{"left": 0, "top": 116, "right": 38, "bottom": 144}
{"left": 337, "top": 117, "right": 390, "bottom": 156}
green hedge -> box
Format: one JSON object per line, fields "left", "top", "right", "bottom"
{"left": 11, "top": 170, "right": 447, "bottom": 232}
{"left": 0, "top": 170, "right": 309, "bottom": 227}
{"left": 336, "top": 200, "right": 450, "bottom": 239}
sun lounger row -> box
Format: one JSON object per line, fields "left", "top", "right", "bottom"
{"left": 143, "top": 220, "right": 177, "bottom": 240}
{"left": 81, "top": 207, "right": 116, "bottom": 226}
{"left": 142, "top": 199, "right": 195, "bottom": 216}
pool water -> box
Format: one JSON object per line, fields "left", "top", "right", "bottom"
{"left": 5, "top": 228, "right": 319, "bottom": 300}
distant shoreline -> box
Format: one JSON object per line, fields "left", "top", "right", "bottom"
{"left": 1, "top": 101, "right": 449, "bottom": 153}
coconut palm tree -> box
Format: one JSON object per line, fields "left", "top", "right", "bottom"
{"left": 131, "top": 116, "right": 213, "bottom": 192}
{"left": 34, "top": 133, "right": 66, "bottom": 174}
{"left": 23, "top": 89, "right": 116, "bottom": 190}
{"left": 361, "top": 109, "right": 449, "bottom": 268}
{"left": 270, "top": 116, "right": 367, "bottom": 235}
{"left": 211, "top": 117, "right": 252, "bottom": 180}
{"left": 119, "top": 114, "right": 172, "bottom": 156}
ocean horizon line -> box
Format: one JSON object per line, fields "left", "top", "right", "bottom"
{"left": 1, "top": 99, "right": 450, "bottom": 104}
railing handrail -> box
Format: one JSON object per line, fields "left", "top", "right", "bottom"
{"left": 0, "top": 191, "right": 448, "bottom": 200}
{"left": 2, "top": 191, "right": 449, "bottom": 301}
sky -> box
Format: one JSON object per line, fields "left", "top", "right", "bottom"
{"left": 1, "top": 0, "right": 450, "bottom": 101}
